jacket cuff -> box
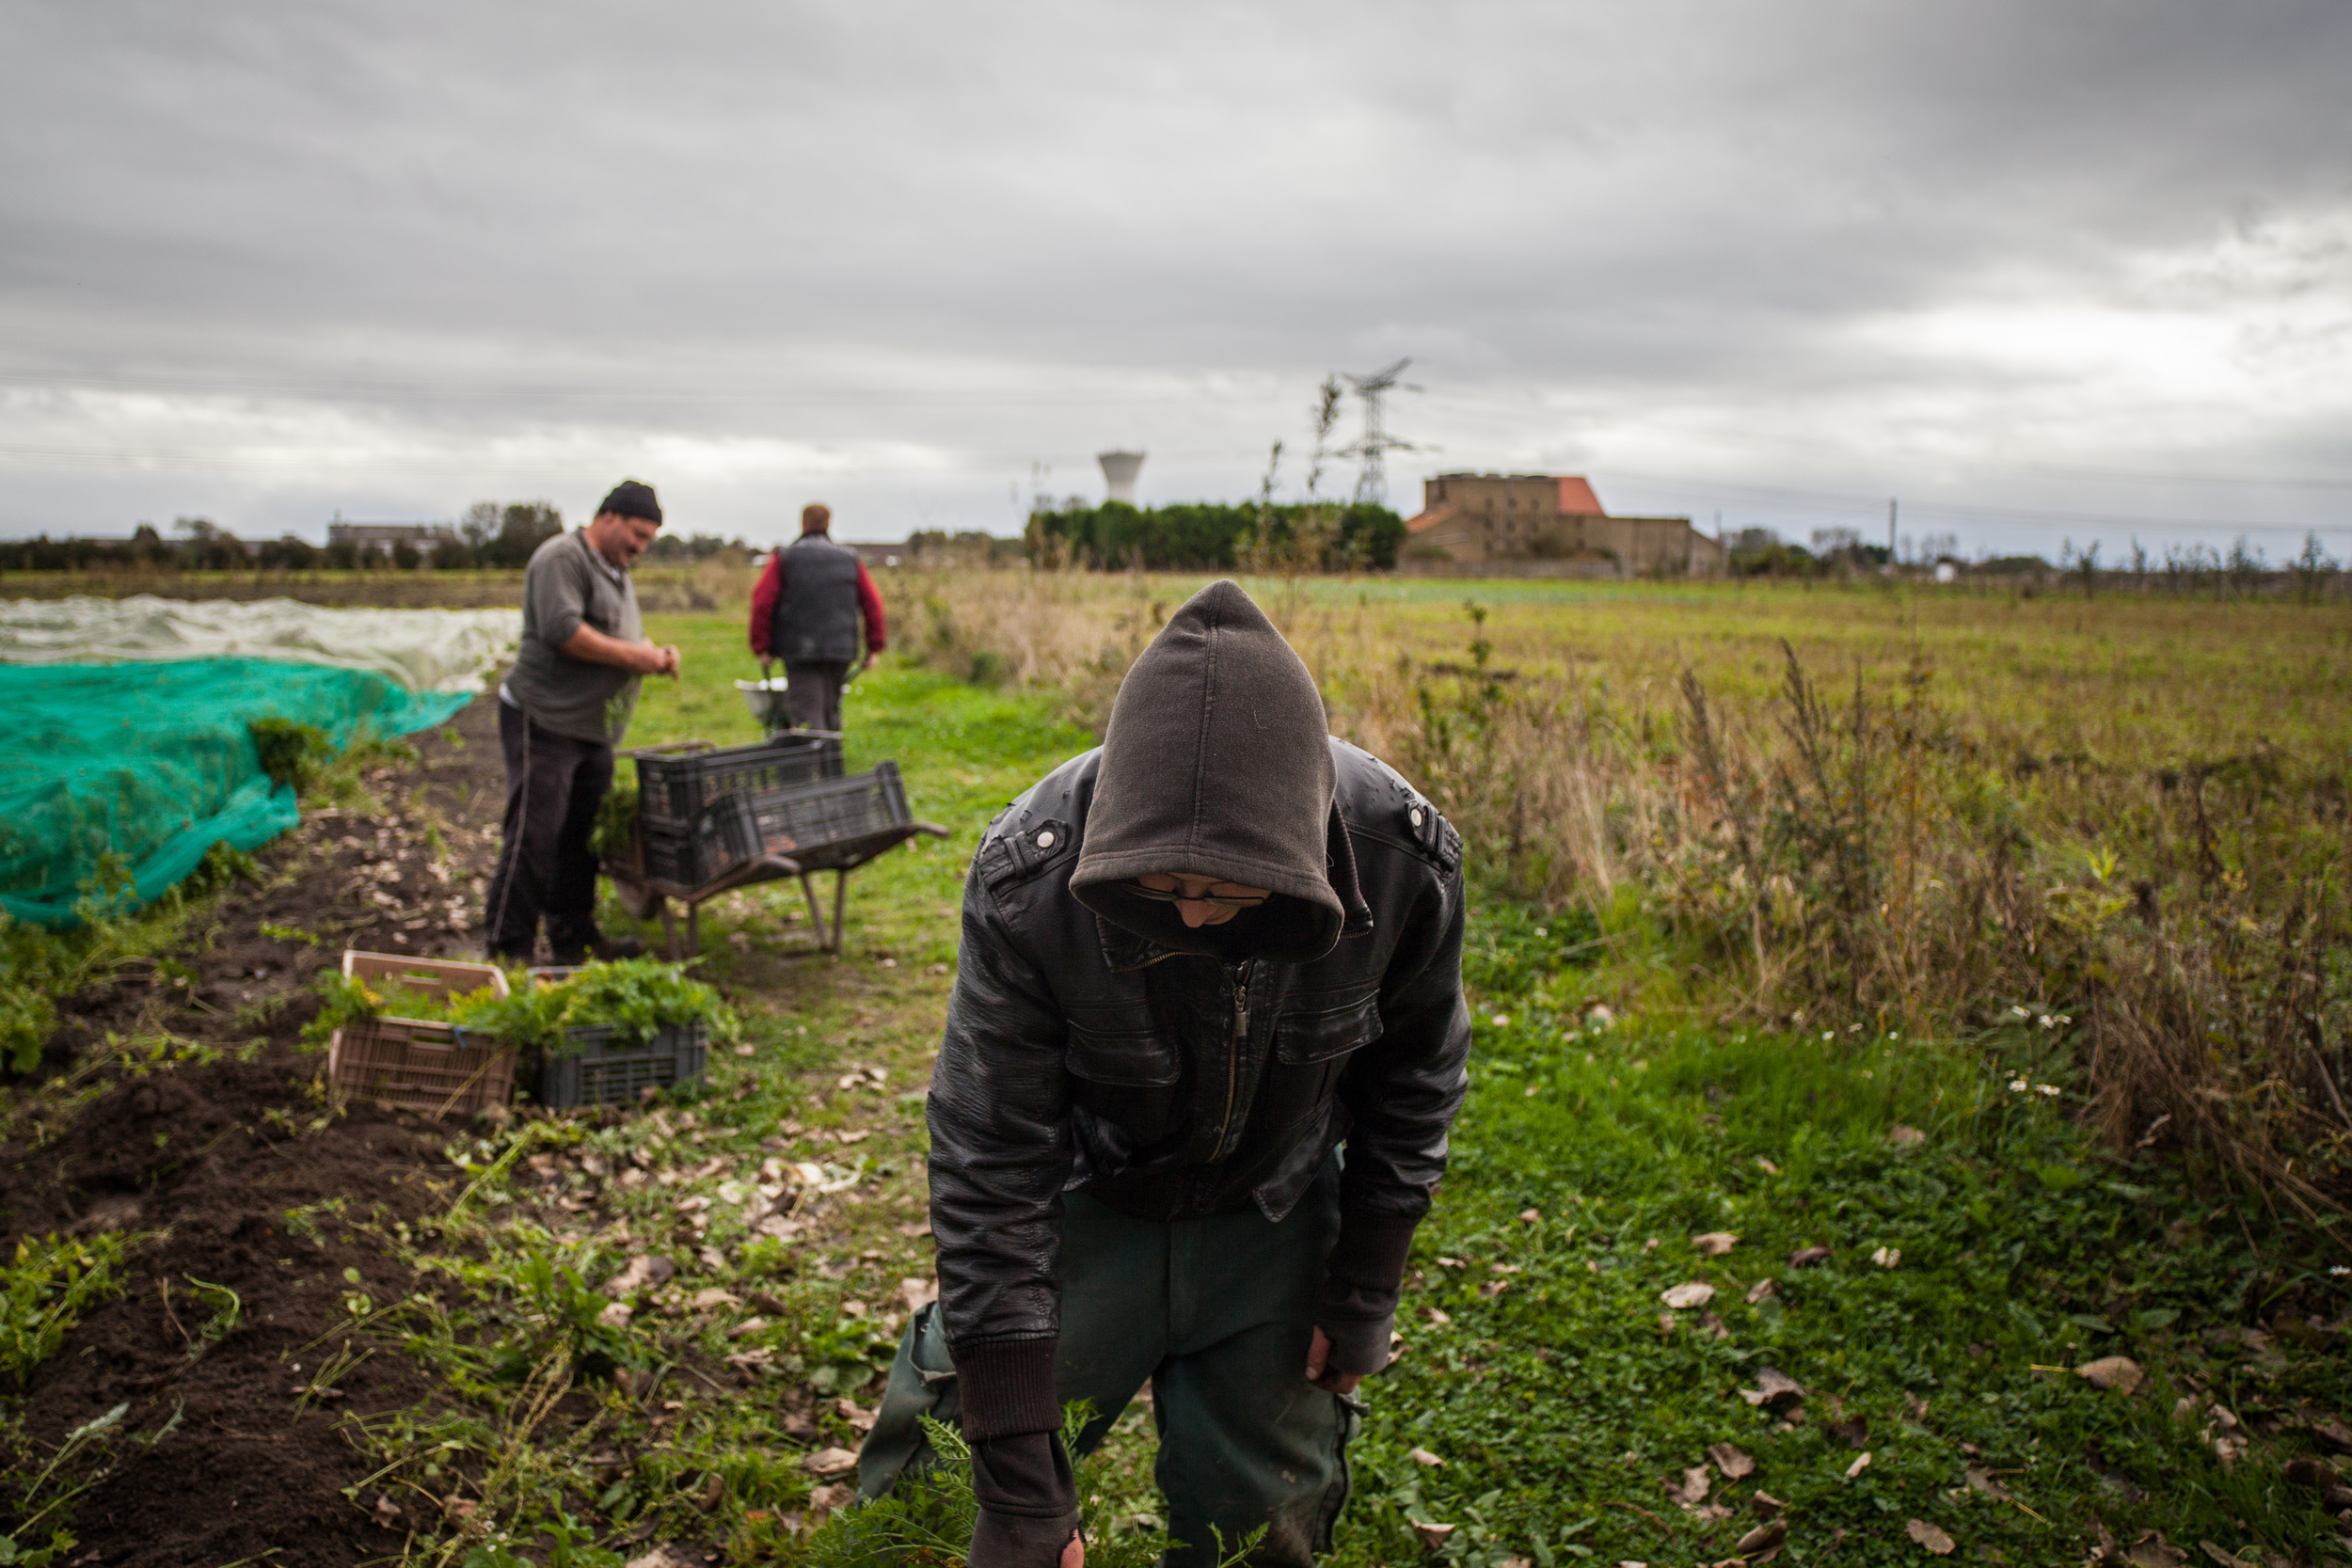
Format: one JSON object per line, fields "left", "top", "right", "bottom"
{"left": 1327, "top": 1205, "right": 1420, "bottom": 1291}
{"left": 1314, "top": 1295, "right": 1397, "bottom": 1376}
{"left": 952, "top": 1337, "right": 1061, "bottom": 1442}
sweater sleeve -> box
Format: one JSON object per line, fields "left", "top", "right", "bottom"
{"left": 1317, "top": 854, "right": 1470, "bottom": 1371}
{"left": 748, "top": 552, "right": 784, "bottom": 657}
{"left": 855, "top": 561, "right": 888, "bottom": 654}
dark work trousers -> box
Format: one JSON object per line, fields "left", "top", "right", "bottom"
{"left": 782, "top": 658, "right": 850, "bottom": 734}
{"left": 859, "top": 1158, "right": 1358, "bottom": 1567}
{"left": 484, "top": 701, "right": 614, "bottom": 963}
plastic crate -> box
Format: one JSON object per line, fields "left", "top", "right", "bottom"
{"left": 707, "top": 762, "right": 911, "bottom": 864}
{"left": 536, "top": 1022, "right": 708, "bottom": 1109}
{"left": 633, "top": 735, "right": 843, "bottom": 828}
{"left": 326, "top": 951, "right": 516, "bottom": 1117}
{"left": 639, "top": 816, "right": 739, "bottom": 889}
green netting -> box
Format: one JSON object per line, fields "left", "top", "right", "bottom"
{"left": 0, "top": 657, "right": 470, "bottom": 927}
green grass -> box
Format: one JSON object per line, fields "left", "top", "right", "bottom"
{"left": 13, "top": 607, "right": 2341, "bottom": 1564}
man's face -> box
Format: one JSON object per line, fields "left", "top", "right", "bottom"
{"left": 1136, "top": 871, "right": 1274, "bottom": 928}
{"left": 593, "top": 511, "right": 661, "bottom": 565}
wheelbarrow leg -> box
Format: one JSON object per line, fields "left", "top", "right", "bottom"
{"left": 658, "top": 897, "right": 680, "bottom": 961}
{"left": 831, "top": 869, "right": 849, "bottom": 956}
{"left": 798, "top": 872, "right": 830, "bottom": 951}
{"left": 686, "top": 899, "right": 701, "bottom": 958}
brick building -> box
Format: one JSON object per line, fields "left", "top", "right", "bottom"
{"left": 1404, "top": 472, "right": 1724, "bottom": 576}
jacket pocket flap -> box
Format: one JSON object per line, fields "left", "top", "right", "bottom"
{"left": 1274, "top": 992, "right": 1382, "bottom": 1064}
{"left": 1066, "top": 1021, "right": 1183, "bottom": 1087}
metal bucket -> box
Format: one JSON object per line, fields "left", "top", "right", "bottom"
{"left": 734, "top": 676, "right": 793, "bottom": 735}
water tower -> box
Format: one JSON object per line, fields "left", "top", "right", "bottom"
{"left": 1097, "top": 450, "right": 1145, "bottom": 505}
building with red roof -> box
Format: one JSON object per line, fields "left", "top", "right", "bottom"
{"left": 1402, "top": 472, "right": 1724, "bottom": 576}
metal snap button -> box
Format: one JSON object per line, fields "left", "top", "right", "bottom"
{"left": 1036, "top": 830, "right": 1056, "bottom": 848}
{"left": 1408, "top": 808, "right": 1424, "bottom": 828}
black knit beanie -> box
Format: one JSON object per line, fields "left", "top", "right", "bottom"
{"left": 598, "top": 479, "right": 663, "bottom": 525}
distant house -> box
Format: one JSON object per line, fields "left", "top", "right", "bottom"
{"left": 326, "top": 521, "right": 456, "bottom": 555}
{"left": 1404, "top": 473, "right": 1724, "bottom": 577}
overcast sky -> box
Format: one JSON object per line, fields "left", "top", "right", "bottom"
{"left": 3, "top": 1, "right": 2348, "bottom": 559}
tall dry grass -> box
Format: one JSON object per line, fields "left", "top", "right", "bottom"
{"left": 899, "top": 566, "right": 2352, "bottom": 1211}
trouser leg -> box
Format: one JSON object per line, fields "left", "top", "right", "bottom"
{"left": 1153, "top": 1163, "right": 1349, "bottom": 1568}
{"left": 859, "top": 1163, "right": 1353, "bottom": 1568}
{"left": 545, "top": 738, "right": 612, "bottom": 958}
{"left": 485, "top": 703, "right": 570, "bottom": 961}
{"left": 783, "top": 660, "right": 847, "bottom": 733}
{"left": 858, "top": 1192, "right": 1165, "bottom": 1499}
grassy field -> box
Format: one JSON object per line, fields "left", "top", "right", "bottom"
{"left": 614, "top": 603, "right": 2350, "bottom": 1566}
{"left": 3, "top": 581, "right": 2348, "bottom": 1567}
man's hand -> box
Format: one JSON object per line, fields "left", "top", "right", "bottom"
{"left": 860, "top": 650, "right": 877, "bottom": 673}
{"left": 1060, "top": 1531, "right": 1083, "bottom": 1568}
{"left": 1306, "top": 1326, "right": 1363, "bottom": 1396}
{"left": 559, "top": 625, "right": 679, "bottom": 678}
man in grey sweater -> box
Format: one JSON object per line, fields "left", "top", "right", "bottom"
{"left": 485, "top": 480, "right": 681, "bottom": 963}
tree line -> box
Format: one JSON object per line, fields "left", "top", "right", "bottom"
{"left": 1024, "top": 499, "right": 1406, "bottom": 571}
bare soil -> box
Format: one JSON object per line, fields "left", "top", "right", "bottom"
{"left": 1, "top": 697, "right": 512, "bottom": 1565}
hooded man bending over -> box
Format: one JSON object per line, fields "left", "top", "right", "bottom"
{"left": 856, "top": 580, "right": 1471, "bottom": 1567}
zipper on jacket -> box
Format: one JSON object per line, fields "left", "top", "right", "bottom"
{"left": 1211, "top": 960, "right": 1253, "bottom": 1159}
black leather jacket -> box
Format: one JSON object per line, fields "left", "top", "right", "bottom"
{"left": 927, "top": 736, "right": 1471, "bottom": 1357}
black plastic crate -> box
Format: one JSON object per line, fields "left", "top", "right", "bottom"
{"left": 536, "top": 1022, "right": 708, "bottom": 1108}
{"left": 707, "top": 762, "right": 910, "bottom": 865}
{"left": 639, "top": 816, "right": 738, "bottom": 889}
{"left": 633, "top": 735, "right": 843, "bottom": 828}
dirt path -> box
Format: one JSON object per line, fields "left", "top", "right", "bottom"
{"left": 2, "top": 696, "right": 967, "bottom": 1563}
{"left": 2, "top": 702, "right": 515, "bottom": 1563}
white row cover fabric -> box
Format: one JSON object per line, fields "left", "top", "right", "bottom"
{"left": 0, "top": 595, "right": 520, "bottom": 692}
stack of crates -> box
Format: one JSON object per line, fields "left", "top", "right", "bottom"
{"left": 633, "top": 733, "right": 842, "bottom": 888}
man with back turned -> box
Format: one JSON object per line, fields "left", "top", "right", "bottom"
{"left": 857, "top": 579, "right": 1472, "bottom": 1566}
{"left": 747, "top": 502, "right": 887, "bottom": 733}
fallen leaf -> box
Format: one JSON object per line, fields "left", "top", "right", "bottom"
{"left": 1746, "top": 1278, "right": 1777, "bottom": 1305}
{"left": 2127, "top": 1532, "right": 2188, "bottom": 1568}
{"left": 1663, "top": 1465, "right": 1711, "bottom": 1506}
{"left": 897, "top": 1217, "right": 933, "bottom": 1238}
{"left": 1738, "top": 1520, "right": 1788, "bottom": 1556}
{"left": 1751, "top": 1490, "right": 1786, "bottom": 1515}
{"left": 1963, "top": 1465, "right": 2012, "bottom": 1501}
{"left": 1738, "top": 1367, "right": 1807, "bottom": 1407}
{"left": 1692, "top": 1231, "right": 1740, "bottom": 1256}
{"left": 1870, "top": 1246, "right": 1902, "bottom": 1269}
{"left": 602, "top": 1253, "right": 675, "bottom": 1298}
{"left": 1827, "top": 1415, "right": 1869, "bottom": 1449}
{"left": 1906, "top": 1518, "right": 1956, "bottom": 1555}
{"left": 1409, "top": 1447, "right": 1447, "bottom": 1467}
{"left": 1888, "top": 1124, "right": 1927, "bottom": 1146}
{"left": 1708, "top": 1442, "right": 1756, "bottom": 1479}
{"left": 1518, "top": 1208, "right": 1542, "bottom": 1224}
{"left": 836, "top": 1398, "right": 878, "bottom": 1433}
{"left": 1789, "top": 1245, "right": 1833, "bottom": 1268}
{"left": 1422, "top": 1307, "right": 1452, "bottom": 1326}
{"left": 805, "top": 1482, "right": 856, "bottom": 1514}
{"left": 725, "top": 1317, "right": 769, "bottom": 1339}
{"left": 899, "top": 1275, "right": 938, "bottom": 1314}
{"left": 1756, "top": 1157, "right": 1780, "bottom": 1174}
{"left": 1845, "top": 1450, "right": 1873, "bottom": 1481}
{"left": 803, "top": 1447, "right": 861, "bottom": 1478}
{"left": 1413, "top": 1521, "right": 1456, "bottom": 1552}
{"left": 2076, "top": 1356, "right": 2146, "bottom": 1396}
{"left": 693, "top": 1471, "right": 725, "bottom": 1511}
{"left": 2200, "top": 1544, "right": 2254, "bottom": 1568}
{"left": 1661, "top": 1282, "right": 1717, "bottom": 1309}
{"left": 2310, "top": 1416, "right": 2352, "bottom": 1452}
{"left": 691, "top": 1288, "right": 740, "bottom": 1311}
{"left": 597, "top": 1301, "right": 633, "bottom": 1329}
{"left": 373, "top": 1494, "right": 404, "bottom": 1525}
{"left": 627, "top": 1549, "right": 697, "bottom": 1568}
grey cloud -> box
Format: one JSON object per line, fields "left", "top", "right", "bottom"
{"left": 1, "top": 0, "right": 2347, "bottom": 549}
